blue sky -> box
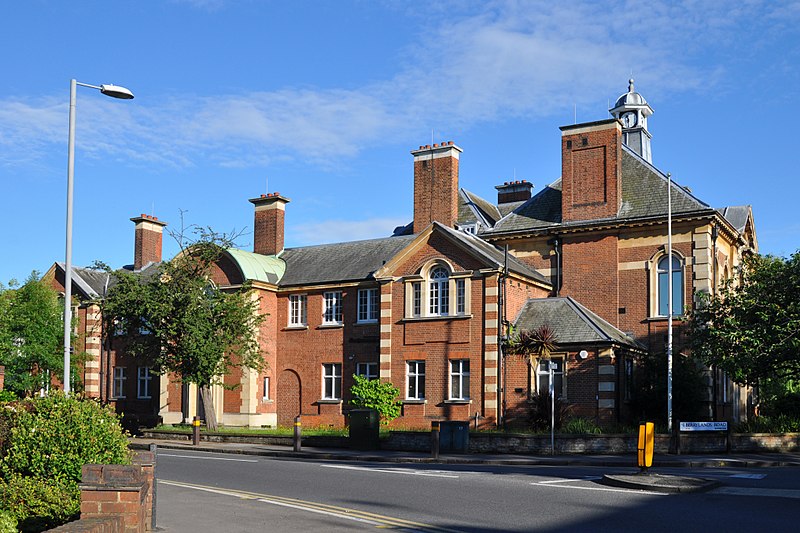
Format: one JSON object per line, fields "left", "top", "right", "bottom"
{"left": 1, "top": 0, "right": 799, "bottom": 284}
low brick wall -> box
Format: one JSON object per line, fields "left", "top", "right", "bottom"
{"left": 46, "top": 450, "right": 155, "bottom": 533}
{"left": 142, "top": 428, "right": 800, "bottom": 455}
{"left": 141, "top": 430, "right": 350, "bottom": 449}
{"left": 382, "top": 431, "right": 800, "bottom": 454}
{"left": 48, "top": 516, "right": 124, "bottom": 533}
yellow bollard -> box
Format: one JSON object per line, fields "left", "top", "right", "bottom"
{"left": 637, "top": 422, "right": 655, "bottom": 471}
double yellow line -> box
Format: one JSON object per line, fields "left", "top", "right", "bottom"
{"left": 160, "top": 480, "right": 463, "bottom": 532}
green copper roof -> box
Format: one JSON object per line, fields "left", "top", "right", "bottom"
{"left": 225, "top": 248, "right": 285, "bottom": 284}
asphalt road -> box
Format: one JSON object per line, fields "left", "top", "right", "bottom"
{"left": 154, "top": 449, "right": 800, "bottom": 532}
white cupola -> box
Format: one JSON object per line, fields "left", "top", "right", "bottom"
{"left": 609, "top": 79, "right": 654, "bottom": 163}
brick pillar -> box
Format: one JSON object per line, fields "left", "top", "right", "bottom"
{"left": 131, "top": 215, "right": 167, "bottom": 271}
{"left": 379, "top": 281, "right": 393, "bottom": 380}
{"left": 80, "top": 464, "right": 148, "bottom": 533}
{"left": 483, "top": 277, "right": 500, "bottom": 426}
{"left": 133, "top": 450, "right": 156, "bottom": 531}
{"left": 411, "top": 142, "right": 462, "bottom": 231}
{"left": 249, "top": 193, "right": 290, "bottom": 256}
{"left": 83, "top": 304, "right": 102, "bottom": 399}
{"left": 0, "top": 365, "right": 4, "bottom": 391}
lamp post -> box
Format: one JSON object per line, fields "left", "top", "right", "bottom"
{"left": 63, "top": 79, "right": 134, "bottom": 394}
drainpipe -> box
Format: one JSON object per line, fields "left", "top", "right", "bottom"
{"left": 548, "top": 237, "right": 561, "bottom": 297}
{"left": 499, "top": 245, "right": 509, "bottom": 429}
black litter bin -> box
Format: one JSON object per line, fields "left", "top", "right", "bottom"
{"left": 349, "top": 408, "right": 380, "bottom": 450}
{"left": 438, "top": 421, "right": 470, "bottom": 453}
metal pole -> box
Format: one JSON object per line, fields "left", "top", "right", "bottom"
{"left": 667, "top": 172, "right": 674, "bottom": 433}
{"left": 293, "top": 415, "right": 302, "bottom": 452}
{"left": 192, "top": 416, "right": 200, "bottom": 445}
{"left": 63, "top": 79, "right": 77, "bottom": 395}
{"left": 431, "top": 421, "right": 440, "bottom": 459}
{"left": 550, "top": 361, "right": 555, "bottom": 455}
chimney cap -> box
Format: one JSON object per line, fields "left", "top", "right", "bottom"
{"left": 130, "top": 214, "right": 168, "bottom": 227}
{"left": 410, "top": 142, "right": 463, "bottom": 156}
{"left": 249, "top": 193, "right": 291, "bottom": 205}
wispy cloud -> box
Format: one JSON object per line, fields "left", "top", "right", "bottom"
{"left": 289, "top": 217, "right": 409, "bottom": 246}
{"left": 1, "top": 1, "right": 796, "bottom": 173}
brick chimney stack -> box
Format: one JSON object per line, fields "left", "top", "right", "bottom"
{"left": 130, "top": 214, "right": 167, "bottom": 271}
{"left": 495, "top": 180, "right": 533, "bottom": 204}
{"left": 559, "top": 119, "right": 622, "bottom": 223}
{"left": 411, "top": 141, "right": 462, "bottom": 231}
{"left": 249, "top": 193, "right": 290, "bottom": 256}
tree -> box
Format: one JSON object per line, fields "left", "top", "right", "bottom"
{"left": 349, "top": 375, "right": 402, "bottom": 425}
{"left": 689, "top": 252, "right": 800, "bottom": 387}
{"left": 0, "top": 273, "right": 66, "bottom": 396}
{"left": 104, "top": 228, "right": 265, "bottom": 430}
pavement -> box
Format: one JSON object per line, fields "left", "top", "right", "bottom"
{"left": 129, "top": 434, "right": 800, "bottom": 493}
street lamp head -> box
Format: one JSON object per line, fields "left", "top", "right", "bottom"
{"left": 99, "top": 84, "right": 134, "bottom": 100}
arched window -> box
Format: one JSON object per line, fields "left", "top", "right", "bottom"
{"left": 657, "top": 255, "right": 683, "bottom": 316}
{"left": 429, "top": 267, "right": 450, "bottom": 316}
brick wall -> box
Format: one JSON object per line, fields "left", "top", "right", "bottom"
{"left": 560, "top": 120, "right": 621, "bottom": 223}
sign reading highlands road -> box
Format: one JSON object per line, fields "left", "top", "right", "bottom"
{"left": 679, "top": 421, "right": 729, "bottom": 432}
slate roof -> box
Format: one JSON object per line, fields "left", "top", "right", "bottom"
{"left": 55, "top": 263, "right": 111, "bottom": 299}
{"left": 278, "top": 235, "right": 416, "bottom": 287}
{"left": 717, "top": 206, "right": 751, "bottom": 233}
{"left": 487, "top": 146, "right": 713, "bottom": 235}
{"left": 459, "top": 188, "right": 501, "bottom": 227}
{"left": 432, "top": 222, "right": 549, "bottom": 285}
{"left": 514, "top": 297, "right": 642, "bottom": 350}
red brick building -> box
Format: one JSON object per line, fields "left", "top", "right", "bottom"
{"left": 46, "top": 81, "right": 756, "bottom": 429}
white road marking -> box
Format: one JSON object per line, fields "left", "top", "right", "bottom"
{"left": 159, "top": 453, "right": 258, "bottom": 463}
{"left": 320, "top": 464, "right": 459, "bottom": 478}
{"left": 729, "top": 473, "right": 767, "bottom": 479}
{"left": 532, "top": 480, "right": 667, "bottom": 496}
{"left": 160, "top": 480, "right": 461, "bottom": 532}
{"left": 538, "top": 477, "right": 602, "bottom": 484}
{"left": 710, "top": 487, "right": 800, "bottom": 499}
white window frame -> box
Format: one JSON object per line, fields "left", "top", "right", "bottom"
{"left": 289, "top": 294, "right": 307, "bottom": 326}
{"left": 137, "top": 367, "right": 152, "bottom": 399}
{"left": 322, "top": 291, "right": 343, "bottom": 325}
{"left": 412, "top": 281, "right": 422, "bottom": 317}
{"left": 535, "top": 355, "right": 566, "bottom": 399}
{"left": 113, "top": 367, "right": 127, "bottom": 399}
{"left": 406, "top": 360, "right": 426, "bottom": 400}
{"left": 322, "top": 363, "right": 342, "bottom": 400}
{"left": 357, "top": 288, "right": 379, "bottom": 323}
{"left": 429, "top": 267, "right": 450, "bottom": 316}
{"left": 262, "top": 376, "right": 270, "bottom": 401}
{"left": 657, "top": 254, "right": 684, "bottom": 317}
{"left": 404, "top": 262, "right": 471, "bottom": 319}
{"left": 356, "top": 362, "right": 378, "bottom": 381}
{"left": 449, "top": 359, "right": 470, "bottom": 400}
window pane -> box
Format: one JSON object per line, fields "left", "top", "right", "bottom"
{"left": 413, "top": 282, "right": 421, "bottom": 316}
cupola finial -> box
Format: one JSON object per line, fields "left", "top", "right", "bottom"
{"left": 628, "top": 78, "right": 635, "bottom": 93}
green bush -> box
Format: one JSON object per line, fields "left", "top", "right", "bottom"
{"left": 349, "top": 375, "right": 402, "bottom": 425}
{"left": 0, "top": 393, "right": 131, "bottom": 484}
{"left": 0, "top": 475, "right": 79, "bottom": 532}
{"left": 735, "top": 415, "right": 800, "bottom": 433}
{"left": 562, "top": 417, "right": 603, "bottom": 434}
{"left": 526, "top": 392, "right": 570, "bottom": 432}
{"left": 0, "top": 509, "right": 16, "bottom": 533}
{"left": 0, "top": 393, "right": 131, "bottom": 531}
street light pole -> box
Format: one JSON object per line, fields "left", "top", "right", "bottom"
{"left": 667, "top": 172, "right": 673, "bottom": 432}
{"left": 63, "top": 79, "right": 133, "bottom": 394}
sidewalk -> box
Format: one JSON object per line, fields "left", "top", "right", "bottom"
{"left": 129, "top": 435, "right": 800, "bottom": 469}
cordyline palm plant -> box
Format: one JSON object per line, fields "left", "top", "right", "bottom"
{"left": 506, "top": 324, "right": 558, "bottom": 363}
